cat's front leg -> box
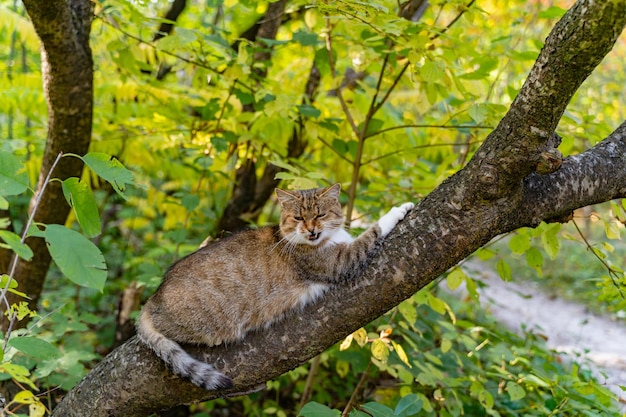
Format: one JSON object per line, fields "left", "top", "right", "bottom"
{"left": 378, "top": 202, "right": 415, "bottom": 237}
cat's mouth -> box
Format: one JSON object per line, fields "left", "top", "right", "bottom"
{"left": 307, "top": 232, "right": 321, "bottom": 242}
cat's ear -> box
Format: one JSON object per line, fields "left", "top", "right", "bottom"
{"left": 275, "top": 188, "right": 299, "bottom": 206}
{"left": 320, "top": 183, "right": 341, "bottom": 199}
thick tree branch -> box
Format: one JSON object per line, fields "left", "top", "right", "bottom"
{"left": 51, "top": 121, "right": 626, "bottom": 417}
{"left": 462, "top": 0, "right": 626, "bottom": 202}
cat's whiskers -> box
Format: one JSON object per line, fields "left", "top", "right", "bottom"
{"left": 270, "top": 232, "right": 300, "bottom": 258}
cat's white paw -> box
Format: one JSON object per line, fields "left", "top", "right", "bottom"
{"left": 378, "top": 202, "right": 414, "bottom": 237}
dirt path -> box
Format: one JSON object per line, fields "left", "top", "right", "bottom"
{"left": 460, "top": 262, "right": 626, "bottom": 406}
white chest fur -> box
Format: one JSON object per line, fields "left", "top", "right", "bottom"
{"left": 298, "top": 283, "right": 328, "bottom": 308}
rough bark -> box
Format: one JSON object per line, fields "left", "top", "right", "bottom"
{"left": 51, "top": 1, "right": 626, "bottom": 416}
{"left": 0, "top": 0, "right": 93, "bottom": 329}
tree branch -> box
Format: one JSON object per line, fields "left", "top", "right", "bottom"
{"left": 50, "top": 1, "right": 626, "bottom": 415}
{"left": 462, "top": 0, "right": 626, "bottom": 202}
{"left": 50, "top": 120, "right": 626, "bottom": 417}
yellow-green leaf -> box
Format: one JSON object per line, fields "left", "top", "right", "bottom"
{"left": 392, "top": 341, "right": 412, "bottom": 368}
{"left": 339, "top": 334, "right": 353, "bottom": 351}
{"left": 446, "top": 267, "right": 466, "bottom": 290}
{"left": 353, "top": 328, "right": 368, "bottom": 347}
{"left": 371, "top": 339, "right": 390, "bottom": 363}
{"left": 506, "top": 381, "right": 526, "bottom": 401}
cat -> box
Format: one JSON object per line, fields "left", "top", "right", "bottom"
{"left": 136, "top": 183, "right": 414, "bottom": 390}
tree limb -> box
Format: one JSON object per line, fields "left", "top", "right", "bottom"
{"left": 462, "top": 0, "right": 626, "bottom": 202}
{"left": 50, "top": 121, "right": 626, "bottom": 417}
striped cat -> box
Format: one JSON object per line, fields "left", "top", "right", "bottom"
{"left": 136, "top": 183, "right": 413, "bottom": 390}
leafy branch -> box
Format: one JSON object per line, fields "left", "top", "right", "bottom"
{"left": 572, "top": 219, "right": 626, "bottom": 300}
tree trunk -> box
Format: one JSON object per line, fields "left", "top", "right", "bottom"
{"left": 50, "top": 1, "right": 626, "bottom": 416}
{"left": 0, "top": 0, "right": 93, "bottom": 331}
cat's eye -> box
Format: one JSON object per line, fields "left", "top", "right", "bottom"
{"left": 294, "top": 216, "right": 304, "bottom": 221}
{"left": 315, "top": 213, "right": 326, "bottom": 219}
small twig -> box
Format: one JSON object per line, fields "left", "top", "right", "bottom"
{"left": 2, "top": 152, "right": 65, "bottom": 351}
{"left": 363, "top": 139, "right": 483, "bottom": 165}
{"left": 97, "top": 14, "right": 254, "bottom": 92}
{"left": 324, "top": 17, "right": 359, "bottom": 137}
{"left": 342, "top": 362, "right": 372, "bottom": 417}
{"left": 431, "top": 0, "right": 476, "bottom": 41}
{"left": 298, "top": 355, "right": 322, "bottom": 410}
{"left": 572, "top": 220, "right": 625, "bottom": 299}
{"left": 365, "top": 123, "right": 493, "bottom": 139}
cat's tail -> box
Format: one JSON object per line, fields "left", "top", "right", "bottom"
{"left": 136, "top": 306, "right": 233, "bottom": 391}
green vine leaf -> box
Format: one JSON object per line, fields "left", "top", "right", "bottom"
{"left": 62, "top": 178, "right": 101, "bottom": 238}
{"left": 298, "top": 402, "right": 340, "bottom": 417}
{"left": 45, "top": 224, "right": 107, "bottom": 291}
{"left": 80, "top": 152, "right": 135, "bottom": 200}
{"left": 8, "top": 336, "right": 61, "bottom": 360}
{"left": 0, "top": 230, "right": 33, "bottom": 261}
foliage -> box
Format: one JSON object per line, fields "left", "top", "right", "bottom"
{"left": 0, "top": 0, "right": 625, "bottom": 415}
{"left": 0, "top": 151, "right": 136, "bottom": 415}
{"left": 485, "top": 212, "right": 626, "bottom": 320}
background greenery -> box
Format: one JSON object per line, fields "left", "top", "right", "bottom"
{"left": 0, "top": 0, "right": 625, "bottom": 415}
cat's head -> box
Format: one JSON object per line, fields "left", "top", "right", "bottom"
{"left": 275, "top": 183, "right": 345, "bottom": 246}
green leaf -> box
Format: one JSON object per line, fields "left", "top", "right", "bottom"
{"left": 509, "top": 232, "right": 531, "bottom": 254}
{"left": 541, "top": 223, "right": 560, "bottom": 259}
{"left": 446, "top": 267, "right": 466, "bottom": 290}
{"left": 506, "top": 381, "right": 526, "bottom": 401}
{"left": 296, "top": 104, "right": 321, "bottom": 118}
{"left": 0, "top": 151, "right": 29, "bottom": 197}
{"left": 0, "top": 274, "right": 27, "bottom": 298}
{"left": 81, "top": 152, "right": 135, "bottom": 200}
{"left": 478, "top": 388, "right": 494, "bottom": 409}
{"left": 298, "top": 402, "right": 340, "bottom": 417}
{"left": 539, "top": 6, "right": 566, "bottom": 18}
{"left": 398, "top": 301, "right": 417, "bottom": 326}
{"left": 394, "top": 394, "right": 422, "bottom": 417}
{"left": 348, "top": 411, "right": 369, "bottom": 417}
{"left": 181, "top": 194, "right": 200, "bottom": 212}
{"left": 12, "top": 390, "right": 38, "bottom": 404}
{"left": 45, "top": 224, "right": 107, "bottom": 291}
{"left": 193, "top": 98, "right": 221, "bottom": 121}
{"left": 440, "top": 337, "right": 452, "bottom": 353}
{"left": 427, "top": 293, "right": 447, "bottom": 315}
{"left": 62, "top": 178, "right": 102, "bottom": 238}
{"left": 270, "top": 159, "right": 300, "bottom": 174}
{"left": 293, "top": 31, "right": 319, "bottom": 46}
{"left": 496, "top": 259, "right": 512, "bottom": 281}
{"left": 0, "top": 230, "right": 32, "bottom": 261}
{"left": 8, "top": 336, "right": 60, "bottom": 360}
{"left": 360, "top": 402, "right": 395, "bottom": 417}
{"left": 360, "top": 118, "right": 384, "bottom": 136}
{"left": 419, "top": 60, "right": 442, "bottom": 83}
{"left": 468, "top": 104, "right": 489, "bottom": 124}
{"left": 525, "top": 246, "right": 543, "bottom": 275}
